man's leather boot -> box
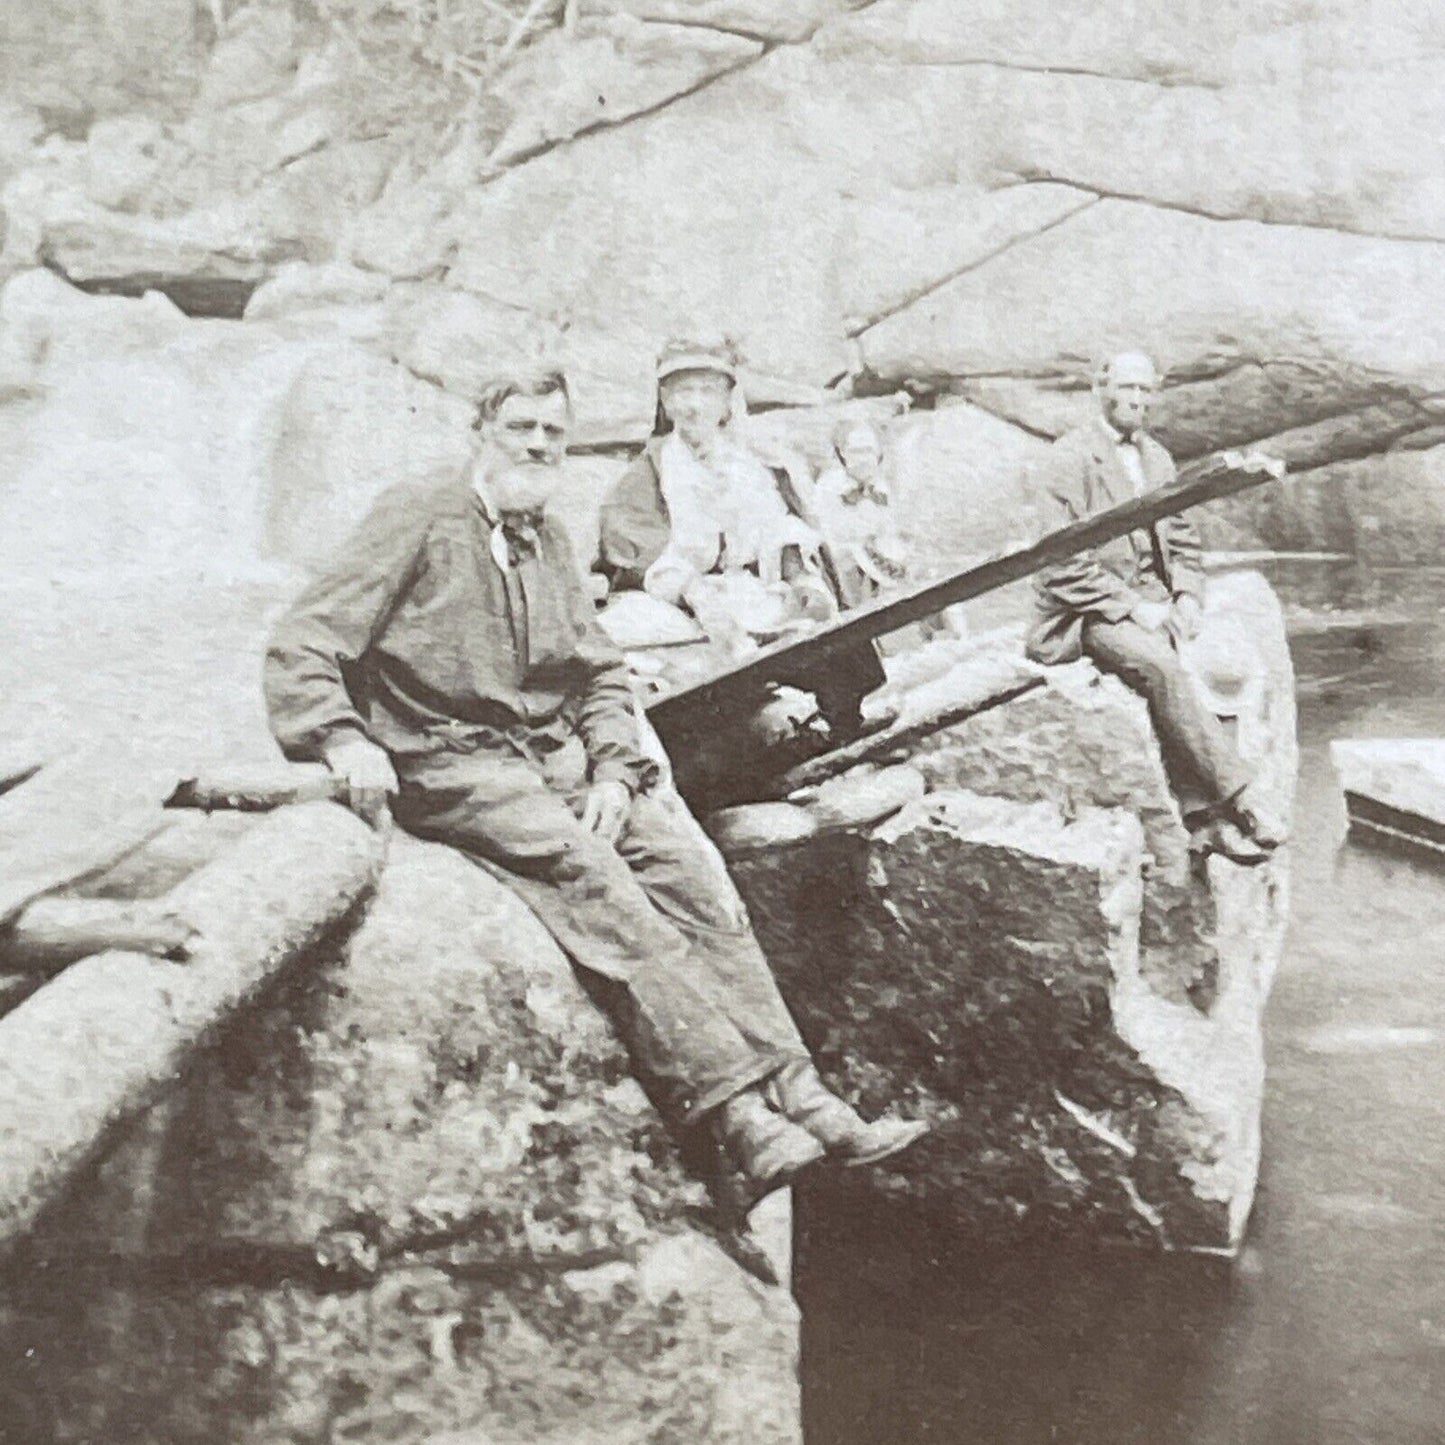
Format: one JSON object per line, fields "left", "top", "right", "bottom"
{"left": 714, "top": 1087, "right": 827, "bottom": 1202}
{"left": 1190, "top": 815, "right": 1271, "bottom": 867}
{"left": 1230, "top": 787, "right": 1288, "bottom": 851}
{"left": 767, "top": 1061, "right": 928, "bottom": 1167}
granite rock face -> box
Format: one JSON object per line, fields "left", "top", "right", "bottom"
{"left": 7, "top": 1, "right": 1444, "bottom": 561}
{"left": 5, "top": 835, "right": 799, "bottom": 1445}
{"left": 918, "top": 572, "right": 1296, "bottom": 1009}
{"left": 725, "top": 576, "right": 1295, "bottom": 1253}
{"left": 0, "top": 269, "right": 473, "bottom": 581}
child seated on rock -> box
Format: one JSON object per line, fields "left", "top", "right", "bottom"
{"left": 810, "top": 418, "right": 910, "bottom": 608}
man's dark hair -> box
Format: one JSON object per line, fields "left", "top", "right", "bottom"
{"left": 474, "top": 369, "right": 572, "bottom": 430}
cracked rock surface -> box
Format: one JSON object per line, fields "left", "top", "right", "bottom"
{"left": 3, "top": 0, "right": 1440, "bottom": 560}
{"left": 725, "top": 576, "right": 1295, "bottom": 1253}
{"left": 3, "top": 835, "right": 800, "bottom": 1445}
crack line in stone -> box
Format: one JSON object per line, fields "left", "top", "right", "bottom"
{"left": 848, "top": 192, "right": 1101, "bottom": 337}
{"left": 1009, "top": 172, "right": 1445, "bottom": 246}
{"left": 470, "top": 48, "right": 765, "bottom": 180}
{"left": 621, "top": 14, "right": 777, "bottom": 45}
{"left": 867, "top": 56, "right": 1225, "bottom": 91}
{"left": 467, "top": 0, "right": 893, "bottom": 186}
{"left": 949, "top": 394, "right": 1057, "bottom": 441}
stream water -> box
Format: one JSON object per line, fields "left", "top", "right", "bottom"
{"left": 799, "top": 568, "right": 1445, "bottom": 1445}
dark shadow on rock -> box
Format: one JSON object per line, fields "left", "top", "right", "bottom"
{"left": 796, "top": 1184, "right": 1237, "bottom": 1445}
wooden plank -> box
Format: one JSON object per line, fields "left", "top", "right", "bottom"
{"left": 647, "top": 450, "right": 1283, "bottom": 734}
{"left": 0, "top": 802, "right": 382, "bottom": 1250}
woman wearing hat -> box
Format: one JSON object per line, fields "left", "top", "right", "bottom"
{"left": 596, "top": 338, "right": 836, "bottom": 650}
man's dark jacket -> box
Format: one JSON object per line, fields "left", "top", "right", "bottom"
{"left": 1026, "top": 421, "right": 1204, "bottom": 665}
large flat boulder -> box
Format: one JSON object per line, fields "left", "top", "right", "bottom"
{"left": 722, "top": 574, "right": 1295, "bottom": 1252}
{"left": 918, "top": 572, "right": 1296, "bottom": 1006}
{"left": 729, "top": 785, "right": 1275, "bottom": 1252}
{"left": 4, "top": 834, "right": 800, "bottom": 1444}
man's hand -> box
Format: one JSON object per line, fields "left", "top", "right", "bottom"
{"left": 579, "top": 778, "right": 631, "bottom": 844}
{"left": 1132, "top": 599, "right": 1171, "bottom": 633}
{"left": 322, "top": 733, "right": 398, "bottom": 829}
{"left": 1169, "top": 593, "right": 1204, "bottom": 643}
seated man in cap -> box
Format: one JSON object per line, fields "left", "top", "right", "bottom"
{"left": 265, "top": 367, "right": 927, "bottom": 1210}
{"left": 1026, "top": 350, "right": 1287, "bottom": 864}
{"left": 596, "top": 337, "right": 836, "bottom": 653}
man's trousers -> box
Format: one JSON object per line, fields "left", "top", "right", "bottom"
{"left": 1081, "top": 617, "right": 1252, "bottom": 819}
{"left": 392, "top": 734, "right": 809, "bottom": 1127}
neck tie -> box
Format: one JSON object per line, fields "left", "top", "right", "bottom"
{"left": 841, "top": 481, "right": 887, "bottom": 507}
{"left": 490, "top": 512, "right": 543, "bottom": 571}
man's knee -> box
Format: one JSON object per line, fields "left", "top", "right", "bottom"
{"left": 398, "top": 776, "right": 593, "bottom": 875}
{"left": 622, "top": 794, "right": 753, "bottom": 935}
{"left": 1084, "top": 622, "right": 1179, "bottom": 699}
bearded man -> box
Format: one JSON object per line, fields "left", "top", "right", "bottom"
{"left": 265, "top": 369, "right": 926, "bottom": 1205}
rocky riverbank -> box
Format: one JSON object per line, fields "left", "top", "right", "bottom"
{"left": 724, "top": 576, "right": 1295, "bottom": 1254}
{"left": 0, "top": 3, "right": 1341, "bottom": 1438}
{"left": 1, "top": 828, "right": 800, "bottom": 1445}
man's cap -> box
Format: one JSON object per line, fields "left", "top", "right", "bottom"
{"left": 656, "top": 336, "right": 740, "bottom": 384}
{"left": 1095, "top": 350, "right": 1160, "bottom": 387}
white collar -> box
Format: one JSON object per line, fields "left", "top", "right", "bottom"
{"left": 1098, "top": 415, "right": 1144, "bottom": 448}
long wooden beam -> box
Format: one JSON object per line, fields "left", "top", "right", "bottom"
{"left": 646, "top": 450, "right": 1283, "bottom": 732}
{"left": 0, "top": 802, "right": 382, "bottom": 1250}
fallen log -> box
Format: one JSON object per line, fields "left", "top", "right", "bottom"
{"left": 166, "top": 762, "right": 342, "bottom": 812}
{"left": 0, "top": 801, "right": 383, "bottom": 1250}
{"left": 0, "top": 897, "right": 197, "bottom": 974}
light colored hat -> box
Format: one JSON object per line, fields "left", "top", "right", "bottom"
{"left": 656, "top": 336, "right": 740, "bottom": 384}
{"left": 1180, "top": 623, "right": 1261, "bottom": 719}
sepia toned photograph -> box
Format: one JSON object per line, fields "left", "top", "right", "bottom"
{"left": 0, "top": 2, "right": 1440, "bottom": 1441}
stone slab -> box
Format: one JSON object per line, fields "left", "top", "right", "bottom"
{"left": 5, "top": 833, "right": 800, "bottom": 1443}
